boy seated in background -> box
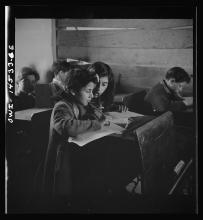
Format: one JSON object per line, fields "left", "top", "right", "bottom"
{"left": 144, "top": 66, "right": 193, "bottom": 113}
{"left": 49, "top": 60, "right": 72, "bottom": 106}
{"left": 15, "top": 66, "right": 40, "bottom": 111}
{"left": 144, "top": 66, "right": 193, "bottom": 127}
{"left": 145, "top": 67, "right": 195, "bottom": 168}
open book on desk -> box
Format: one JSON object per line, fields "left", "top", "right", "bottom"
{"left": 105, "top": 111, "right": 144, "bottom": 125}
{"left": 68, "top": 111, "right": 143, "bottom": 147}
{"left": 68, "top": 122, "right": 125, "bottom": 147}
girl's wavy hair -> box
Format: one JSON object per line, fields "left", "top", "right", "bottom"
{"left": 88, "top": 62, "right": 115, "bottom": 107}
{"left": 65, "top": 67, "right": 99, "bottom": 93}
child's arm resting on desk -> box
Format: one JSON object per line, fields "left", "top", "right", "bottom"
{"left": 182, "top": 96, "right": 193, "bottom": 107}
{"left": 151, "top": 94, "right": 187, "bottom": 112}
{"left": 53, "top": 102, "right": 102, "bottom": 137}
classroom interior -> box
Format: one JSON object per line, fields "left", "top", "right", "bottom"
{"left": 6, "top": 15, "right": 197, "bottom": 214}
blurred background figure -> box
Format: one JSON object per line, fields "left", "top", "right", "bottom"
{"left": 15, "top": 66, "right": 40, "bottom": 111}
{"left": 49, "top": 60, "right": 72, "bottom": 105}
{"left": 145, "top": 66, "right": 193, "bottom": 113}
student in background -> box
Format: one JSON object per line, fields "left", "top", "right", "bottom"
{"left": 49, "top": 60, "right": 72, "bottom": 106}
{"left": 145, "top": 67, "right": 195, "bottom": 167}
{"left": 144, "top": 66, "right": 193, "bottom": 127}
{"left": 144, "top": 67, "right": 193, "bottom": 113}
{"left": 15, "top": 66, "right": 40, "bottom": 111}
{"left": 88, "top": 61, "right": 127, "bottom": 113}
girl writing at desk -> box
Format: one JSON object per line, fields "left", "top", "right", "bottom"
{"left": 43, "top": 66, "right": 141, "bottom": 208}
{"left": 43, "top": 68, "right": 109, "bottom": 198}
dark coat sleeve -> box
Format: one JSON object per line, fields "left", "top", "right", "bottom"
{"left": 152, "top": 93, "right": 187, "bottom": 112}
{"left": 52, "top": 101, "right": 102, "bottom": 137}
{"left": 145, "top": 85, "right": 187, "bottom": 112}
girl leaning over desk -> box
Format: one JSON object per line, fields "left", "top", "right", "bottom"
{"left": 88, "top": 61, "right": 128, "bottom": 113}
{"left": 42, "top": 67, "right": 141, "bottom": 205}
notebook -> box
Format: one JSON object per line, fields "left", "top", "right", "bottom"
{"left": 68, "top": 122, "right": 124, "bottom": 147}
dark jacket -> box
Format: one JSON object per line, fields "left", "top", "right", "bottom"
{"left": 144, "top": 80, "right": 187, "bottom": 112}
{"left": 14, "top": 91, "right": 35, "bottom": 111}
{"left": 42, "top": 93, "right": 104, "bottom": 198}
{"left": 49, "top": 82, "right": 66, "bottom": 107}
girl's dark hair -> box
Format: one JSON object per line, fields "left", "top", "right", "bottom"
{"left": 88, "top": 62, "right": 115, "bottom": 108}
{"left": 166, "top": 67, "right": 191, "bottom": 83}
{"left": 65, "top": 67, "right": 99, "bottom": 92}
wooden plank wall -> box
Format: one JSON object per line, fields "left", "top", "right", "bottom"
{"left": 56, "top": 19, "right": 193, "bottom": 94}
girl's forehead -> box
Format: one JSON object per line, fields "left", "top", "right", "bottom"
{"left": 84, "top": 82, "right": 96, "bottom": 89}
{"left": 99, "top": 76, "right": 109, "bottom": 82}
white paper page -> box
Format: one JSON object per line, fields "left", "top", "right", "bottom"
{"left": 105, "top": 111, "right": 143, "bottom": 124}
{"left": 68, "top": 122, "right": 124, "bottom": 147}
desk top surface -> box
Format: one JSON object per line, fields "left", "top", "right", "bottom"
{"left": 15, "top": 108, "right": 52, "bottom": 121}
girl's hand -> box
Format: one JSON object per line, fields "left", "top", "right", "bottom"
{"left": 102, "top": 119, "right": 110, "bottom": 126}
{"left": 118, "top": 104, "right": 128, "bottom": 112}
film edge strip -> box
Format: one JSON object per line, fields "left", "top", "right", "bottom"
{"left": 7, "top": 45, "right": 15, "bottom": 124}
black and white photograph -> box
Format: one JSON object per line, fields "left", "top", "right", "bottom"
{"left": 5, "top": 2, "right": 198, "bottom": 214}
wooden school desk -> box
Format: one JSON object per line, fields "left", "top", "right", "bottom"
{"left": 113, "top": 111, "right": 175, "bottom": 194}
{"left": 6, "top": 108, "right": 52, "bottom": 212}
{"left": 7, "top": 108, "right": 176, "bottom": 213}
{"left": 67, "top": 111, "right": 175, "bottom": 195}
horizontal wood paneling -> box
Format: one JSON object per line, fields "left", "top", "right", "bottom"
{"left": 57, "top": 29, "right": 193, "bottom": 49}
{"left": 119, "top": 77, "right": 193, "bottom": 94}
{"left": 57, "top": 19, "right": 193, "bottom": 29}
{"left": 58, "top": 47, "right": 193, "bottom": 68}
{"left": 111, "top": 64, "right": 193, "bottom": 92}
{"left": 56, "top": 19, "right": 193, "bottom": 92}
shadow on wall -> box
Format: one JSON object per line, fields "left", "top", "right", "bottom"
{"left": 45, "top": 69, "right": 54, "bottom": 83}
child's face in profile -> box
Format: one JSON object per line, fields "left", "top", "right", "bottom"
{"left": 97, "top": 76, "right": 109, "bottom": 96}
{"left": 75, "top": 82, "right": 96, "bottom": 106}
{"left": 167, "top": 78, "right": 187, "bottom": 95}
